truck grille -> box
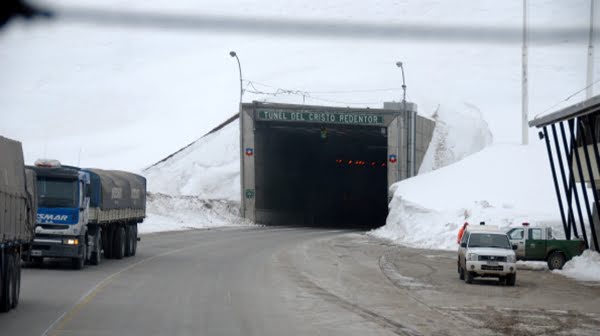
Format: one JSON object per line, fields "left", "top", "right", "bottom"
{"left": 39, "top": 224, "right": 69, "bottom": 230}
{"left": 481, "top": 265, "right": 504, "bottom": 271}
{"left": 478, "top": 255, "right": 507, "bottom": 262}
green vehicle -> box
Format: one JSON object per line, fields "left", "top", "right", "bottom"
{"left": 507, "top": 224, "right": 586, "bottom": 270}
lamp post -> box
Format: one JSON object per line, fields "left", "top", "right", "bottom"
{"left": 230, "top": 51, "right": 245, "bottom": 217}
{"left": 396, "top": 61, "right": 414, "bottom": 178}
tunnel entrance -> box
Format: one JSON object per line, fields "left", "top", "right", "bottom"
{"left": 240, "top": 102, "right": 435, "bottom": 230}
{"left": 254, "top": 122, "right": 389, "bottom": 229}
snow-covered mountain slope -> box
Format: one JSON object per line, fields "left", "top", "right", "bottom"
{"left": 144, "top": 119, "right": 240, "bottom": 201}
{"left": 0, "top": 0, "right": 595, "bottom": 170}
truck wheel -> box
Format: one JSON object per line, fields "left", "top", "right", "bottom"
{"left": 113, "top": 226, "right": 126, "bottom": 260}
{"left": 72, "top": 243, "right": 86, "bottom": 270}
{"left": 0, "top": 254, "right": 15, "bottom": 312}
{"left": 124, "top": 225, "right": 133, "bottom": 257}
{"left": 506, "top": 274, "right": 516, "bottom": 286}
{"left": 11, "top": 254, "right": 21, "bottom": 308}
{"left": 90, "top": 233, "right": 102, "bottom": 266}
{"left": 547, "top": 252, "right": 566, "bottom": 270}
{"left": 103, "top": 227, "right": 113, "bottom": 259}
{"left": 131, "top": 224, "right": 138, "bottom": 257}
{"left": 465, "top": 271, "right": 474, "bottom": 284}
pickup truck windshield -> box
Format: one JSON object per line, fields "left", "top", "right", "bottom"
{"left": 37, "top": 177, "right": 78, "bottom": 208}
{"left": 468, "top": 233, "right": 511, "bottom": 249}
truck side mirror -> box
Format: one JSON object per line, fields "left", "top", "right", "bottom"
{"left": 512, "top": 245, "right": 518, "bottom": 250}
{"left": 460, "top": 242, "right": 467, "bottom": 248}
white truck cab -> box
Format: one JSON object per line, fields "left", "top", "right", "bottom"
{"left": 457, "top": 225, "right": 518, "bottom": 286}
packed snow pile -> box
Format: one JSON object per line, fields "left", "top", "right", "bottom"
{"left": 141, "top": 193, "right": 249, "bottom": 234}
{"left": 143, "top": 119, "right": 240, "bottom": 201}
{"left": 371, "top": 143, "right": 561, "bottom": 250}
{"left": 419, "top": 102, "right": 493, "bottom": 173}
{"left": 554, "top": 250, "right": 600, "bottom": 282}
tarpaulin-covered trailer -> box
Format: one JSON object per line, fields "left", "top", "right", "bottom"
{"left": 85, "top": 168, "right": 146, "bottom": 224}
{"left": 0, "top": 135, "right": 35, "bottom": 312}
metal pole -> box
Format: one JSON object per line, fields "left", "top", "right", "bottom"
{"left": 397, "top": 61, "right": 414, "bottom": 178}
{"left": 522, "top": 0, "right": 529, "bottom": 145}
{"left": 587, "top": 0, "right": 596, "bottom": 99}
{"left": 542, "top": 127, "right": 570, "bottom": 239}
{"left": 230, "top": 51, "right": 244, "bottom": 217}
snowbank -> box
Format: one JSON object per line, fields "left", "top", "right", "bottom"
{"left": 143, "top": 120, "right": 240, "bottom": 201}
{"left": 419, "top": 102, "right": 493, "bottom": 173}
{"left": 141, "top": 193, "right": 249, "bottom": 234}
{"left": 554, "top": 250, "right": 600, "bottom": 282}
{"left": 371, "top": 143, "right": 561, "bottom": 251}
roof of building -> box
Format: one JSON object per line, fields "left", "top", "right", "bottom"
{"left": 529, "top": 94, "right": 600, "bottom": 128}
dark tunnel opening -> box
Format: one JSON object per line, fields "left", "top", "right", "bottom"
{"left": 255, "top": 121, "right": 388, "bottom": 230}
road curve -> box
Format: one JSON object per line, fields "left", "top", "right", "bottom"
{"left": 2, "top": 226, "right": 599, "bottom": 336}
{"left": 1, "top": 227, "right": 394, "bottom": 336}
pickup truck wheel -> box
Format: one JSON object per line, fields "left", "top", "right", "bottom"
{"left": 11, "top": 254, "right": 20, "bottom": 308}
{"left": 547, "top": 252, "right": 566, "bottom": 270}
{"left": 465, "top": 271, "right": 474, "bottom": 284}
{"left": 30, "top": 257, "right": 43, "bottom": 267}
{"left": 72, "top": 243, "right": 86, "bottom": 270}
{"left": 459, "top": 266, "right": 465, "bottom": 280}
{"left": 506, "top": 273, "right": 516, "bottom": 286}
{"left": 0, "top": 254, "right": 15, "bottom": 312}
{"left": 498, "top": 276, "right": 506, "bottom": 285}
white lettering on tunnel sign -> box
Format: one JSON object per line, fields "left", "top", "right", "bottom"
{"left": 256, "top": 109, "right": 385, "bottom": 126}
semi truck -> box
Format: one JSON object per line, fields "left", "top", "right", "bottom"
{"left": 1, "top": 136, "right": 36, "bottom": 312}
{"left": 28, "top": 160, "right": 146, "bottom": 269}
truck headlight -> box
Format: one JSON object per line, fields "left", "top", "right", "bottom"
{"left": 467, "top": 253, "right": 478, "bottom": 261}
{"left": 63, "top": 238, "right": 79, "bottom": 245}
{"left": 507, "top": 254, "right": 516, "bottom": 263}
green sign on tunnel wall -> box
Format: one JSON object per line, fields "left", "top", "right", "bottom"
{"left": 256, "top": 109, "right": 385, "bottom": 126}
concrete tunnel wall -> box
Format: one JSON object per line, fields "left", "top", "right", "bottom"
{"left": 240, "top": 102, "right": 435, "bottom": 228}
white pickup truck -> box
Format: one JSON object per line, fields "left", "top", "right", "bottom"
{"left": 457, "top": 226, "right": 518, "bottom": 286}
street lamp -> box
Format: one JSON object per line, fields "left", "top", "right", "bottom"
{"left": 230, "top": 51, "right": 243, "bottom": 104}
{"left": 396, "top": 61, "right": 414, "bottom": 178}
{"left": 230, "top": 51, "right": 245, "bottom": 217}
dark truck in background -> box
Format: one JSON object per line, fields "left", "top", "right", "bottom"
{"left": 507, "top": 224, "right": 586, "bottom": 270}
{"left": 0, "top": 136, "right": 37, "bottom": 312}
{"left": 28, "top": 161, "right": 146, "bottom": 269}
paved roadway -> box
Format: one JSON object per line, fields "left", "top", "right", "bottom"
{"left": 1, "top": 226, "right": 600, "bottom": 336}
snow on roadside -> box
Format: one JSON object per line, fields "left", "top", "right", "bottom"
{"left": 371, "top": 143, "right": 561, "bottom": 251}
{"left": 554, "top": 250, "right": 600, "bottom": 282}
{"left": 140, "top": 193, "right": 249, "bottom": 234}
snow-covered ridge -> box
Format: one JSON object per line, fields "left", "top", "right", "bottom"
{"left": 141, "top": 192, "right": 249, "bottom": 234}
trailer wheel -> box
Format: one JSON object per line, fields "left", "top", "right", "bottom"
{"left": 131, "top": 223, "right": 138, "bottom": 257}
{"left": 11, "top": 254, "right": 20, "bottom": 308}
{"left": 103, "top": 227, "right": 113, "bottom": 259}
{"left": 547, "top": 251, "right": 566, "bottom": 270}
{"left": 0, "top": 254, "right": 15, "bottom": 312}
{"left": 113, "top": 226, "right": 126, "bottom": 260}
{"left": 124, "top": 225, "right": 133, "bottom": 257}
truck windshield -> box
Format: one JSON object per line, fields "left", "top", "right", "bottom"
{"left": 37, "top": 177, "right": 78, "bottom": 208}
{"left": 468, "top": 233, "right": 511, "bottom": 249}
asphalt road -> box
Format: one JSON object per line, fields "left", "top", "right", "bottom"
{"left": 1, "top": 226, "right": 600, "bottom": 336}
